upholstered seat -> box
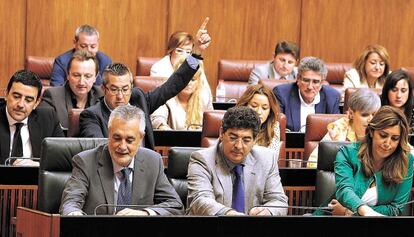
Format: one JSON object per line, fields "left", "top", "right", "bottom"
{"left": 37, "top": 137, "right": 107, "bottom": 213}
{"left": 166, "top": 147, "right": 202, "bottom": 207}
{"left": 303, "top": 114, "right": 346, "bottom": 161}
{"left": 325, "top": 63, "right": 352, "bottom": 94}
{"left": 25, "top": 56, "right": 54, "bottom": 86}
{"left": 136, "top": 57, "right": 161, "bottom": 76}
{"left": 217, "top": 59, "right": 267, "bottom": 100}
{"left": 313, "top": 141, "right": 349, "bottom": 207}
{"left": 133, "top": 76, "right": 167, "bottom": 92}
{"left": 67, "top": 108, "right": 83, "bottom": 137}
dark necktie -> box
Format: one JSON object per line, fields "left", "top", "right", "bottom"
{"left": 11, "top": 123, "right": 24, "bottom": 157}
{"left": 232, "top": 165, "right": 245, "bottom": 213}
{"left": 280, "top": 76, "right": 286, "bottom": 80}
{"left": 117, "top": 168, "right": 132, "bottom": 212}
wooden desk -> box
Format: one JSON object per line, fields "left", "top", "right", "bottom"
{"left": 16, "top": 207, "right": 414, "bottom": 237}
{"left": 0, "top": 166, "right": 38, "bottom": 237}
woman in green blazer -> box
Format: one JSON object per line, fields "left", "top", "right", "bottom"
{"left": 329, "top": 105, "right": 414, "bottom": 216}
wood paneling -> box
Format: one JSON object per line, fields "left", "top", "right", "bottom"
{"left": 26, "top": 0, "right": 168, "bottom": 76}
{"left": 0, "top": 0, "right": 26, "bottom": 93}
{"left": 301, "top": 0, "right": 414, "bottom": 68}
{"left": 167, "top": 0, "right": 302, "bottom": 93}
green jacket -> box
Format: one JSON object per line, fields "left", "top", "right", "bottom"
{"left": 335, "top": 142, "right": 414, "bottom": 216}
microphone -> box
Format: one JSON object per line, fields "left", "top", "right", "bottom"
{"left": 94, "top": 204, "right": 151, "bottom": 215}
{"left": 4, "top": 157, "right": 40, "bottom": 166}
{"left": 253, "top": 205, "right": 333, "bottom": 215}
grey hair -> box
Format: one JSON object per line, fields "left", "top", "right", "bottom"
{"left": 108, "top": 105, "right": 145, "bottom": 135}
{"left": 298, "top": 56, "right": 328, "bottom": 80}
{"left": 102, "top": 63, "right": 133, "bottom": 85}
{"left": 74, "top": 24, "right": 99, "bottom": 41}
{"left": 348, "top": 88, "right": 381, "bottom": 113}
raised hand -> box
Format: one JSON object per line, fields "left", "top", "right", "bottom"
{"left": 193, "top": 17, "right": 212, "bottom": 54}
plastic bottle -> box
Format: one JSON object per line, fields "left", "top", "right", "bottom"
{"left": 216, "top": 81, "right": 226, "bottom": 102}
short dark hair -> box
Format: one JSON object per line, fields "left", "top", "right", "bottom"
{"left": 222, "top": 106, "right": 260, "bottom": 138}
{"left": 67, "top": 50, "right": 99, "bottom": 76}
{"left": 102, "top": 63, "right": 133, "bottom": 85}
{"left": 7, "top": 70, "right": 42, "bottom": 100}
{"left": 274, "top": 40, "right": 300, "bottom": 60}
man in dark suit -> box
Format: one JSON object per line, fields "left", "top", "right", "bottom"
{"left": 79, "top": 18, "right": 212, "bottom": 150}
{"left": 41, "top": 50, "right": 103, "bottom": 129}
{"left": 0, "top": 70, "right": 64, "bottom": 166}
{"left": 273, "top": 56, "right": 340, "bottom": 132}
{"left": 60, "top": 105, "right": 183, "bottom": 215}
{"left": 50, "top": 24, "right": 112, "bottom": 86}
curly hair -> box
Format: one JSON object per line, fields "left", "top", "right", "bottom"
{"left": 222, "top": 106, "right": 261, "bottom": 139}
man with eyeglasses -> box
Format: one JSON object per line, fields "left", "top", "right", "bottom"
{"left": 187, "top": 106, "right": 288, "bottom": 216}
{"left": 273, "top": 56, "right": 340, "bottom": 132}
{"left": 79, "top": 17, "right": 211, "bottom": 150}
{"left": 41, "top": 50, "right": 104, "bottom": 130}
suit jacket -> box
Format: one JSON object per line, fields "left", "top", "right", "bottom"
{"left": 248, "top": 61, "right": 298, "bottom": 85}
{"left": 41, "top": 84, "right": 103, "bottom": 129}
{"left": 273, "top": 83, "right": 341, "bottom": 132}
{"left": 79, "top": 60, "right": 198, "bottom": 149}
{"left": 186, "top": 143, "right": 288, "bottom": 215}
{"left": 50, "top": 49, "right": 112, "bottom": 86}
{"left": 60, "top": 144, "right": 183, "bottom": 215}
{"left": 0, "top": 104, "right": 64, "bottom": 164}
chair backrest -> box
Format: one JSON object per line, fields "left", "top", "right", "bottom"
{"left": 325, "top": 63, "right": 352, "bottom": 94}
{"left": 259, "top": 79, "right": 295, "bottom": 91}
{"left": 25, "top": 56, "right": 54, "bottom": 86}
{"left": 303, "top": 114, "right": 346, "bottom": 160}
{"left": 67, "top": 108, "right": 83, "bottom": 137}
{"left": 37, "top": 137, "right": 107, "bottom": 213}
{"left": 133, "top": 76, "right": 167, "bottom": 92}
{"left": 167, "top": 147, "right": 202, "bottom": 207}
{"left": 313, "top": 141, "right": 350, "bottom": 207}
{"left": 343, "top": 87, "right": 382, "bottom": 113}
{"left": 217, "top": 59, "right": 267, "bottom": 100}
{"left": 136, "top": 57, "right": 161, "bottom": 76}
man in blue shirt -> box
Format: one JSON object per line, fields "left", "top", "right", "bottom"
{"left": 50, "top": 24, "right": 112, "bottom": 86}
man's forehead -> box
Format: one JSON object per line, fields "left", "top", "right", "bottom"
{"left": 9, "top": 82, "right": 38, "bottom": 98}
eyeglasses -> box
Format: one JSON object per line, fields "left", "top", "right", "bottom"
{"left": 104, "top": 85, "right": 131, "bottom": 95}
{"left": 227, "top": 134, "right": 254, "bottom": 146}
{"left": 300, "top": 77, "right": 322, "bottom": 86}
{"left": 175, "top": 48, "right": 192, "bottom": 55}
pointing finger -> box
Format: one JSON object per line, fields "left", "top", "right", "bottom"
{"left": 199, "top": 17, "right": 209, "bottom": 30}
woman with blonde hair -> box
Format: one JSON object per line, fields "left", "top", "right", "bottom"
{"left": 151, "top": 58, "right": 213, "bottom": 130}
{"left": 343, "top": 44, "right": 390, "bottom": 91}
{"left": 236, "top": 84, "right": 281, "bottom": 154}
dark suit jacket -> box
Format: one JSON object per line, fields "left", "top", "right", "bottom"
{"left": 41, "top": 84, "right": 103, "bottom": 129}
{"left": 0, "top": 104, "right": 65, "bottom": 164}
{"left": 273, "top": 83, "right": 340, "bottom": 132}
{"left": 50, "top": 49, "right": 112, "bottom": 86}
{"left": 79, "top": 60, "right": 198, "bottom": 150}
{"left": 60, "top": 144, "right": 183, "bottom": 215}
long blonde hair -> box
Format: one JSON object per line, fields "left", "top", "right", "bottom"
{"left": 173, "top": 58, "right": 204, "bottom": 129}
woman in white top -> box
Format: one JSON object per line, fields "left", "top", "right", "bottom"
{"left": 151, "top": 58, "right": 213, "bottom": 130}
{"left": 150, "top": 31, "right": 212, "bottom": 103}
{"left": 236, "top": 84, "right": 281, "bottom": 156}
{"left": 343, "top": 44, "right": 390, "bottom": 94}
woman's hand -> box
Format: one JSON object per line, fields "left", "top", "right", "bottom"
{"left": 328, "top": 199, "right": 353, "bottom": 216}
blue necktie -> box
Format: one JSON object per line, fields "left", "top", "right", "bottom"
{"left": 117, "top": 168, "right": 132, "bottom": 212}
{"left": 232, "top": 165, "right": 245, "bottom": 213}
